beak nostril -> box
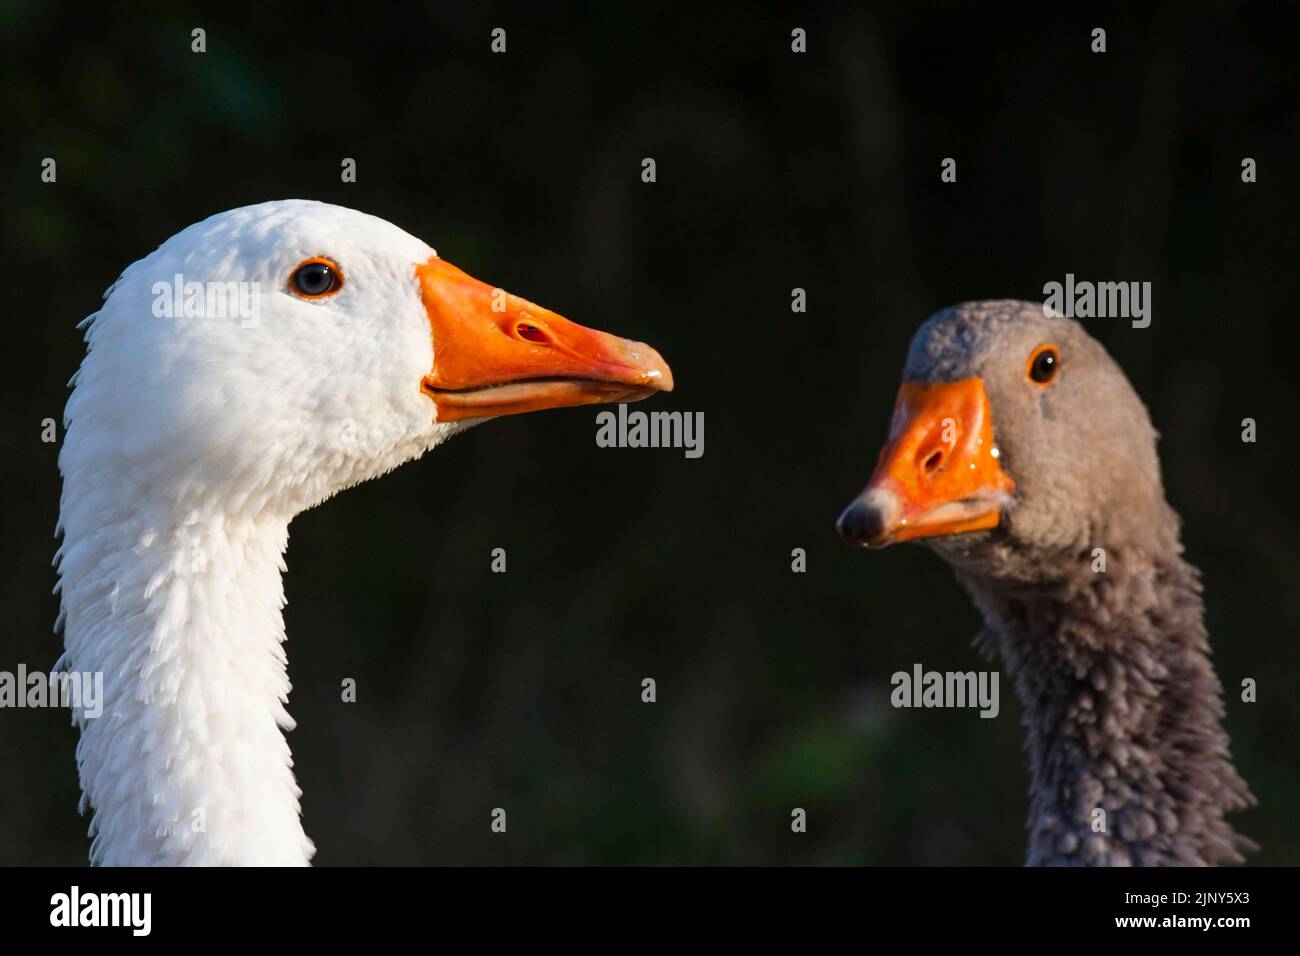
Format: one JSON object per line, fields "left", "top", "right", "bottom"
{"left": 923, "top": 450, "right": 944, "bottom": 474}
{"left": 515, "top": 322, "right": 549, "bottom": 345}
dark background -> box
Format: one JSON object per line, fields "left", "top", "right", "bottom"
{"left": 2, "top": 1, "right": 1296, "bottom": 865}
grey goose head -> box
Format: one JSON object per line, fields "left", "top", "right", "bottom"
{"left": 837, "top": 299, "right": 1176, "bottom": 583}
{"left": 837, "top": 300, "right": 1255, "bottom": 866}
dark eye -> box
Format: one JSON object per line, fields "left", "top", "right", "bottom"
{"left": 290, "top": 258, "right": 343, "bottom": 298}
{"left": 1027, "top": 344, "right": 1060, "bottom": 386}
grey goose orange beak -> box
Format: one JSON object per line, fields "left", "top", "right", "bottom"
{"left": 837, "top": 378, "right": 1014, "bottom": 548}
{"left": 416, "top": 256, "right": 673, "bottom": 422}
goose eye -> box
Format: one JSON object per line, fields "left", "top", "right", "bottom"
{"left": 290, "top": 258, "right": 343, "bottom": 299}
{"left": 1027, "top": 344, "right": 1059, "bottom": 386}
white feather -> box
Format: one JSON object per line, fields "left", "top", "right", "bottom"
{"left": 57, "top": 200, "right": 468, "bottom": 865}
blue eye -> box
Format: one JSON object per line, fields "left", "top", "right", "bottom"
{"left": 291, "top": 258, "right": 343, "bottom": 298}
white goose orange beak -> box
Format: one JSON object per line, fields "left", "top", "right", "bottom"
{"left": 837, "top": 378, "right": 1015, "bottom": 548}
{"left": 416, "top": 256, "right": 673, "bottom": 422}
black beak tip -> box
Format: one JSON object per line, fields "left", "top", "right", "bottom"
{"left": 836, "top": 498, "right": 885, "bottom": 547}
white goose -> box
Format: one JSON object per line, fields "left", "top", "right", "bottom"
{"left": 55, "top": 199, "right": 672, "bottom": 865}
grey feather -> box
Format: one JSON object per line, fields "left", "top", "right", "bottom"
{"left": 906, "top": 301, "right": 1254, "bottom": 866}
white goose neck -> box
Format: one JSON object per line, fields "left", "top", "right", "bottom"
{"left": 58, "top": 496, "right": 313, "bottom": 866}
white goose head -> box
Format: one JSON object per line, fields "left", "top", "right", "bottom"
{"left": 65, "top": 199, "right": 671, "bottom": 520}
{"left": 56, "top": 200, "right": 672, "bottom": 865}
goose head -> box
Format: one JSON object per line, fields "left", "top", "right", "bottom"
{"left": 836, "top": 300, "right": 1169, "bottom": 583}
{"left": 57, "top": 200, "right": 673, "bottom": 865}
{"left": 835, "top": 303, "right": 1255, "bottom": 866}
{"left": 67, "top": 199, "right": 672, "bottom": 520}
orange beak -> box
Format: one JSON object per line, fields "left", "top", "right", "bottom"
{"left": 836, "top": 378, "right": 1014, "bottom": 548}
{"left": 416, "top": 256, "right": 673, "bottom": 422}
